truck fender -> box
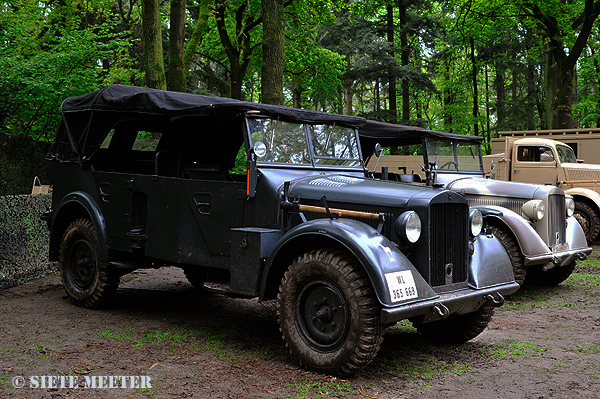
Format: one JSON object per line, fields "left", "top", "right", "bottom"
{"left": 472, "top": 205, "right": 550, "bottom": 260}
{"left": 260, "top": 218, "right": 438, "bottom": 307}
{"left": 469, "top": 233, "right": 515, "bottom": 288}
{"left": 563, "top": 187, "right": 600, "bottom": 213}
{"left": 49, "top": 191, "right": 110, "bottom": 263}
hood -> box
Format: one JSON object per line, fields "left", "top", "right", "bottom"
{"left": 288, "top": 174, "right": 456, "bottom": 208}
{"left": 563, "top": 163, "right": 600, "bottom": 181}
{"left": 445, "top": 176, "right": 562, "bottom": 200}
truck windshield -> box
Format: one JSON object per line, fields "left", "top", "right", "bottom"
{"left": 247, "top": 118, "right": 361, "bottom": 167}
{"left": 556, "top": 144, "right": 577, "bottom": 163}
{"left": 425, "top": 138, "right": 483, "bottom": 172}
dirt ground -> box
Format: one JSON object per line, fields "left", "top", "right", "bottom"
{"left": 1, "top": 246, "right": 599, "bottom": 399}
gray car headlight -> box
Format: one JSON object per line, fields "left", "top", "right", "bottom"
{"left": 469, "top": 209, "right": 483, "bottom": 237}
{"left": 565, "top": 197, "right": 575, "bottom": 217}
{"left": 522, "top": 200, "right": 545, "bottom": 221}
{"left": 394, "top": 211, "right": 422, "bottom": 244}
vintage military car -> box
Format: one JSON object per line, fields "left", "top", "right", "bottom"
{"left": 43, "top": 85, "right": 518, "bottom": 375}
{"left": 359, "top": 120, "right": 592, "bottom": 288}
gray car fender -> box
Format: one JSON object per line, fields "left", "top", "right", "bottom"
{"left": 260, "top": 218, "right": 438, "bottom": 307}
{"left": 472, "top": 204, "right": 550, "bottom": 259}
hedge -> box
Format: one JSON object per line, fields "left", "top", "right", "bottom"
{"left": 0, "top": 194, "right": 56, "bottom": 289}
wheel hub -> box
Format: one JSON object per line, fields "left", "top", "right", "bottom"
{"left": 68, "top": 239, "right": 96, "bottom": 290}
{"left": 296, "top": 279, "right": 350, "bottom": 351}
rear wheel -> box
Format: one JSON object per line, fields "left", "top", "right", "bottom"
{"left": 413, "top": 302, "right": 495, "bottom": 344}
{"left": 525, "top": 261, "right": 576, "bottom": 286}
{"left": 277, "top": 249, "right": 383, "bottom": 375}
{"left": 573, "top": 201, "right": 600, "bottom": 243}
{"left": 59, "top": 219, "right": 119, "bottom": 308}
{"left": 490, "top": 225, "right": 527, "bottom": 287}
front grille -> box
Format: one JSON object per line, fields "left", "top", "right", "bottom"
{"left": 548, "top": 194, "right": 566, "bottom": 247}
{"left": 429, "top": 203, "right": 468, "bottom": 287}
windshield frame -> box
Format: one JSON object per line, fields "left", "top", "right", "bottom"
{"left": 423, "top": 137, "right": 485, "bottom": 174}
{"left": 556, "top": 144, "right": 577, "bottom": 164}
{"left": 245, "top": 117, "right": 364, "bottom": 169}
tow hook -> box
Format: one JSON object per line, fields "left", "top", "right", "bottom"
{"left": 486, "top": 293, "right": 505, "bottom": 308}
{"left": 432, "top": 303, "right": 450, "bottom": 319}
{"left": 576, "top": 252, "right": 588, "bottom": 261}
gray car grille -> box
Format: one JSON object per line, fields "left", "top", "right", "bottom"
{"left": 548, "top": 194, "right": 566, "bottom": 247}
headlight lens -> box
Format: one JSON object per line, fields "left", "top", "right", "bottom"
{"left": 394, "top": 211, "right": 422, "bottom": 244}
{"left": 469, "top": 209, "right": 483, "bottom": 237}
{"left": 522, "top": 200, "right": 546, "bottom": 221}
{"left": 565, "top": 197, "right": 575, "bottom": 217}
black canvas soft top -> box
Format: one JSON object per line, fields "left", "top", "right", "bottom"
{"left": 48, "top": 85, "right": 367, "bottom": 163}
{"left": 359, "top": 119, "right": 483, "bottom": 156}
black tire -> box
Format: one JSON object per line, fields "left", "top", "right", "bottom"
{"left": 183, "top": 267, "right": 207, "bottom": 289}
{"left": 573, "top": 201, "right": 600, "bottom": 243}
{"left": 413, "top": 302, "right": 495, "bottom": 344}
{"left": 59, "top": 219, "right": 119, "bottom": 308}
{"left": 525, "top": 261, "right": 576, "bottom": 286}
{"left": 490, "top": 225, "right": 527, "bottom": 287}
{"left": 277, "top": 249, "right": 383, "bottom": 375}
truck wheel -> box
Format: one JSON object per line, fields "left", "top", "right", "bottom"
{"left": 490, "top": 226, "right": 527, "bottom": 286}
{"left": 183, "top": 267, "right": 207, "bottom": 289}
{"left": 573, "top": 202, "right": 600, "bottom": 243}
{"left": 525, "top": 261, "right": 576, "bottom": 286}
{"left": 277, "top": 249, "right": 383, "bottom": 375}
{"left": 413, "top": 302, "right": 495, "bottom": 344}
{"left": 59, "top": 219, "right": 119, "bottom": 308}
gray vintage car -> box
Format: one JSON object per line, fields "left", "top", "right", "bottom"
{"left": 43, "top": 85, "right": 518, "bottom": 375}
{"left": 359, "top": 120, "right": 592, "bottom": 288}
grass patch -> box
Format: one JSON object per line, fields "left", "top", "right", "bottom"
{"left": 562, "top": 274, "right": 600, "bottom": 294}
{"left": 286, "top": 378, "right": 355, "bottom": 398}
{"left": 0, "top": 374, "right": 8, "bottom": 388}
{"left": 490, "top": 339, "right": 544, "bottom": 361}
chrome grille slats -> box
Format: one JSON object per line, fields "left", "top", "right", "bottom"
{"left": 548, "top": 194, "right": 566, "bottom": 246}
{"left": 466, "top": 197, "right": 526, "bottom": 217}
{"left": 429, "top": 203, "right": 468, "bottom": 287}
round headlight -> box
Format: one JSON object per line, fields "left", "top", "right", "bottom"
{"left": 565, "top": 197, "right": 575, "bottom": 217}
{"left": 394, "top": 211, "right": 422, "bottom": 244}
{"left": 469, "top": 209, "right": 483, "bottom": 237}
{"left": 522, "top": 200, "right": 546, "bottom": 221}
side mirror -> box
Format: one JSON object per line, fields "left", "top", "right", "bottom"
{"left": 375, "top": 143, "right": 383, "bottom": 158}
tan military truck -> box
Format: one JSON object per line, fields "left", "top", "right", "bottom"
{"left": 484, "top": 136, "right": 600, "bottom": 243}
{"left": 491, "top": 128, "right": 600, "bottom": 164}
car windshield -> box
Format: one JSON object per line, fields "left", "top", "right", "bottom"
{"left": 425, "top": 138, "right": 483, "bottom": 172}
{"left": 247, "top": 118, "right": 362, "bottom": 167}
{"left": 556, "top": 144, "right": 577, "bottom": 163}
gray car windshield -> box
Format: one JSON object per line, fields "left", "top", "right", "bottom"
{"left": 556, "top": 144, "right": 577, "bottom": 163}
{"left": 247, "top": 118, "right": 361, "bottom": 167}
{"left": 426, "top": 138, "right": 483, "bottom": 172}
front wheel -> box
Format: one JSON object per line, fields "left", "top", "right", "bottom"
{"left": 413, "top": 302, "right": 495, "bottom": 344}
{"left": 59, "top": 219, "right": 119, "bottom": 308}
{"left": 277, "top": 249, "right": 383, "bottom": 375}
{"left": 573, "top": 201, "right": 600, "bottom": 243}
{"left": 490, "top": 225, "right": 527, "bottom": 287}
{"left": 525, "top": 261, "right": 576, "bottom": 286}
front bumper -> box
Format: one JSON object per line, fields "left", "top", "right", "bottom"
{"left": 380, "top": 281, "right": 520, "bottom": 326}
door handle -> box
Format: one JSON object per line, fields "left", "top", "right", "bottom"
{"left": 99, "top": 183, "right": 111, "bottom": 202}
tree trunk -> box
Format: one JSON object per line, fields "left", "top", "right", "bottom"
{"left": 167, "top": 0, "right": 186, "bottom": 92}
{"left": 544, "top": 51, "right": 577, "bottom": 129}
{"left": 387, "top": 5, "right": 397, "bottom": 123}
{"left": 182, "top": 0, "right": 211, "bottom": 80}
{"left": 142, "top": 0, "right": 166, "bottom": 90}
{"left": 399, "top": 1, "right": 410, "bottom": 123}
{"left": 260, "top": 0, "right": 285, "bottom": 105}
{"left": 495, "top": 62, "right": 505, "bottom": 130}
{"left": 470, "top": 37, "right": 479, "bottom": 136}
{"left": 344, "top": 78, "right": 353, "bottom": 116}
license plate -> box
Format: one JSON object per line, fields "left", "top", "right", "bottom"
{"left": 385, "top": 270, "right": 418, "bottom": 303}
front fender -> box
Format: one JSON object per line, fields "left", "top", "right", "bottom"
{"left": 473, "top": 205, "right": 552, "bottom": 264}
{"left": 261, "top": 218, "right": 438, "bottom": 307}
{"left": 50, "top": 191, "right": 109, "bottom": 263}
{"left": 564, "top": 187, "right": 600, "bottom": 211}
{"left": 469, "top": 233, "right": 515, "bottom": 288}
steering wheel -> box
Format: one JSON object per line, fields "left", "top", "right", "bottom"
{"left": 439, "top": 161, "right": 457, "bottom": 170}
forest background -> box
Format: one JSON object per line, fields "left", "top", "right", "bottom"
{"left": 2, "top": 0, "right": 600, "bottom": 153}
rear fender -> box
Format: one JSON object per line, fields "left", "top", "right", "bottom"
{"left": 564, "top": 187, "right": 600, "bottom": 213}
{"left": 260, "top": 218, "right": 437, "bottom": 307}
{"left": 50, "top": 191, "right": 109, "bottom": 263}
